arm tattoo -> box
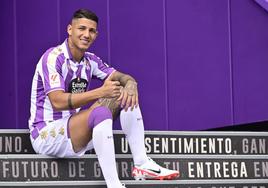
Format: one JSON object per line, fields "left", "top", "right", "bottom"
{"left": 125, "top": 80, "right": 137, "bottom": 96}
{"left": 68, "top": 93, "right": 74, "bottom": 109}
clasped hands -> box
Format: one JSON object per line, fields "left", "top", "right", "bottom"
{"left": 101, "top": 79, "right": 138, "bottom": 111}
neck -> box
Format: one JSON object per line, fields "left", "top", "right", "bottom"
{"left": 68, "top": 39, "right": 85, "bottom": 62}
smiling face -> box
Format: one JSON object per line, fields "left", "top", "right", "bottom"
{"left": 67, "top": 18, "right": 98, "bottom": 53}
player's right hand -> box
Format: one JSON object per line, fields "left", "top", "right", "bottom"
{"left": 101, "top": 79, "right": 121, "bottom": 98}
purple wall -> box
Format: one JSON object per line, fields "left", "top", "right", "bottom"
{"left": 1, "top": 0, "right": 16, "bottom": 129}
{"left": 1, "top": 0, "right": 268, "bottom": 130}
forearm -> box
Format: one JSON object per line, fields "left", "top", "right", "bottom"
{"left": 68, "top": 88, "right": 104, "bottom": 109}
{"left": 110, "top": 71, "right": 137, "bottom": 86}
{"left": 48, "top": 88, "right": 104, "bottom": 111}
{"left": 119, "top": 75, "right": 136, "bottom": 86}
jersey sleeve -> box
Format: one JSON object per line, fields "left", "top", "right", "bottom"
{"left": 89, "top": 53, "right": 115, "bottom": 80}
{"left": 41, "top": 48, "right": 65, "bottom": 94}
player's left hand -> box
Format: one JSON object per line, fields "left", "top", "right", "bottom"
{"left": 117, "top": 80, "right": 138, "bottom": 111}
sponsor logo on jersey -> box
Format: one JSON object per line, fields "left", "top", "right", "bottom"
{"left": 68, "top": 78, "right": 88, "bottom": 93}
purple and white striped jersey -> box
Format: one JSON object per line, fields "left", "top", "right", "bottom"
{"left": 28, "top": 39, "right": 115, "bottom": 129}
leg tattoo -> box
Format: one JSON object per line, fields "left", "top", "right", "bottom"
{"left": 97, "top": 97, "right": 121, "bottom": 119}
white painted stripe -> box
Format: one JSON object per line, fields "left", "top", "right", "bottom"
{"left": 1, "top": 129, "right": 268, "bottom": 136}
{"left": 0, "top": 154, "right": 267, "bottom": 159}
{"left": 0, "top": 179, "right": 268, "bottom": 186}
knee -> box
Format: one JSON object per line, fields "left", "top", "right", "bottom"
{"left": 88, "top": 106, "right": 112, "bottom": 129}
{"left": 97, "top": 97, "right": 121, "bottom": 118}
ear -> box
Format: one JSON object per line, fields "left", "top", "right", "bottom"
{"left": 93, "top": 31, "right": 98, "bottom": 40}
{"left": 67, "top": 24, "right": 72, "bottom": 36}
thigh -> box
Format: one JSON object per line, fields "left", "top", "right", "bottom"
{"left": 68, "top": 102, "right": 99, "bottom": 153}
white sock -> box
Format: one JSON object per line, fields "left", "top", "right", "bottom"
{"left": 92, "top": 119, "right": 121, "bottom": 188}
{"left": 120, "top": 106, "right": 148, "bottom": 166}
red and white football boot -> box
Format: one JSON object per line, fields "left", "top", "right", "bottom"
{"left": 132, "top": 157, "right": 180, "bottom": 180}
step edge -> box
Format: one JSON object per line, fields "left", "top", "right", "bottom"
{"left": 1, "top": 129, "right": 268, "bottom": 136}
{"left": 1, "top": 179, "right": 268, "bottom": 186}
{"left": 1, "top": 154, "right": 268, "bottom": 159}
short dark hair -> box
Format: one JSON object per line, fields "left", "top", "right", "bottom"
{"left": 72, "top": 9, "right": 98, "bottom": 24}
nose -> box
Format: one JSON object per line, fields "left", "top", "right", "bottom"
{"left": 84, "top": 31, "right": 90, "bottom": 39}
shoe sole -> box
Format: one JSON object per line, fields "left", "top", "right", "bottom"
{"left": 132, "top": 169, "right": 180, "bottom": 180}
{"left": 149, "top": 172, "right": 180, "bottom": 180}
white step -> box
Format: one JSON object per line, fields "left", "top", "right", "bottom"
{"left": 1, "top": 130, "right": 268, "bottom": 155}
{"left": 0, "top": 154, "right": 267, "bottom": 181}
{"left": 1, "top": 179, "right": 268, "bottom": 188}
{"left": 1, "top": 130, "right": 268, "bottom": 187}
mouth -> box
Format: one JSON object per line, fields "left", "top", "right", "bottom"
{"left": 80, "top": 39, "right": 90, "bottom": 45}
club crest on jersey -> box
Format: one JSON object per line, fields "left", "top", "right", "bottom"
{"left": 49, "top": 73, "right": 60, "bottom": 87}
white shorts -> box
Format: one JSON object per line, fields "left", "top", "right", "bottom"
{"left": 30, "top": 115, "right": 93, "bottom": 158}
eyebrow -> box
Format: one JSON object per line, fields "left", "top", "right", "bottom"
{"left": 77, "top": 23, "right": 96, "bottom": 27}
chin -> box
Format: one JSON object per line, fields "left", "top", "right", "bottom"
{"left": 79, "top": 45, "right": 90, "bottom": 51}
{"left": 82, "top": 42, "right": 91, "bottom": 48}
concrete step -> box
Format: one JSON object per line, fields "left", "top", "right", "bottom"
{"left": 1, "top": 130, "right": 268, "bottom": 155}
{"left": 1, "top": 180, "right": 268, "bottom": 188}
{"left": 0, "top": 154, "right": 267, "bottom": 182}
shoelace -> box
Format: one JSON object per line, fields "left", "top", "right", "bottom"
{"left": 146, "top": 157, "right": 163, "bottom": 170}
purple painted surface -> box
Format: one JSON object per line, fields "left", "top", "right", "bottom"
{"left": 1, "top": 0, "right": 268, "bottom": 130}
{"left": 231, "top": 0, "right": 268, "bottom": 124}
{"left": 109, "top": 0, "right": 168, "bottom": 130}
{"left": 16, "top": 0, "right": 59, "bottom": 129}
{"left": 166, "top": 0, "right": 232, "bottom": 130}
{"left": 0, "top": 0, "right": 16, "bottom": 128}
{"left": 255, "top": 0, "right": 268, "bottom": 12}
